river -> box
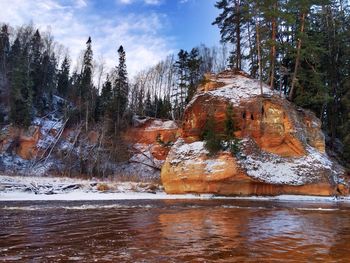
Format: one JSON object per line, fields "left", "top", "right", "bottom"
{"left": 1, "top": 199, "right": 350, "bottom": 262}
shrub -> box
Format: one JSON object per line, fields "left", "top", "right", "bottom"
{"left": 224, "top": 104, "right": 240, "bottom": 156}
{"left": 202, "top": 114, "right": 222, "bottom": 156}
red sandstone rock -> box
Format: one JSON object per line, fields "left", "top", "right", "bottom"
{"left": 161, "top": 71, "right": 346, "bottom": 196}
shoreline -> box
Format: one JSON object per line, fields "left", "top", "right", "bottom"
{"left": 0, "top": 191, "right": 348, "bottom": 203}
{"left": 0, "top": 174, "right": 348, "bottom": 202}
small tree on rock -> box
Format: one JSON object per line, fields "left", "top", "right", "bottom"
{"left": 224, "top": 104, "right": 239, "bottom": 155}
{"left": 202, "top": 113, "right": 222, "bottom": 156}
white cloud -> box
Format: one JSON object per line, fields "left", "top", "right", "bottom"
{"left": 0, "top": 0, "right": 173, "bottom": 78}
{"left": 118, "top": 0, "right": 162, "bottom": 5}
{"left": 75, "top": 0, "right": 88, "bottom": 8}
{"left": 144, "top": 0, "right": 161, "bottom": 5}
{"left": 118, "top": 0, "right": 133, "bottom": 4}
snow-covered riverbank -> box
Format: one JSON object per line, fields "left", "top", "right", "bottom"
{"left": 1, "top": 175, "right": 349, "bottom": 202}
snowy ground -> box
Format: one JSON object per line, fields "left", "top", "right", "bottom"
{"left": 1, "top": 175, "right": 349, "bottom": 202}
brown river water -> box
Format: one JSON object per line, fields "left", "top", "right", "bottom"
{"left": 1, "top": 199, "right": 350, "bottom": 262}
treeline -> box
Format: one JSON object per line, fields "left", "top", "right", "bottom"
{"left": 213, "top": 0, "right": 350, "bottom": 164}
{"left": 0, "top": 24, "right": 129, "bottom": 136}
{"left": 0, "top": 24, "right": 230, "bottom": 135}
{"left": 129, "top": 44, "right": 229, "bottom": 120}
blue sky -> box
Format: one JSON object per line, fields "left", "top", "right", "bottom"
{"left": 0, "top": 0, "right": 221, "bottom": 76}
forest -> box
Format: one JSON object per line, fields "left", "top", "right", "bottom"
{"left": 0, "top": 0, "right": 349, "bottom": 168}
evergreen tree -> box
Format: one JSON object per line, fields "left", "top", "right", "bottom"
{"left": 41, "top": 51, "right": 57, "bottom": 110}
{"left": 70, "top": 70, "right": 81, "bottom": 102}
{"left": 57, "top": 56, "right": 70, "bottom": 98}
{"left": 0, "top": 24, "right": 10, "bottom": 81}
{"left": 0, "top": 24, "right": 10, "bottom": 122}
{"left": 202, "top": 113, "right": 222, "bottom": 156}
{"left": 80, "top": 37, "right": 94, "bottom": 131}
{"left": 108, "top": 45, "right": 129, "bottom": 134}
{"left": 224, "top": 104, "right": 239, "bottom": 154}
{"left": 99, "top": 75, "right": 112, "bottom": 118}
{"left": 116, "top": 45, "right": 129, "bottom": 115}
{"left": 30, "top": 29, "right": 44, "bottom": 111}
{"left": 213, "top": 0, "right": 250, "bottom": 69}
{"left": 173, "top": 49, "right": 189, "bottom": 119}
{"left": 161, "top": 95, "right": 172, "bottom": 119}
{"left": 9, "top": 38, "right": 32, "bottom": 127}
{"left": 144, "top": 90, "right": 154, "bottom": 117}
{"left": 187, "top": 48, "right": 201, "bottom": 102}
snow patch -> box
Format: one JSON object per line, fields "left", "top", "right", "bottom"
{"left": 130, "top": 143, "right": 163, "bottom": 170}
{"left": 33, "top": 117, "right": 64, "bottom": 149}
{"left": 145, "top": 119, "right": 178, "bottom": 131}
{"left": 208, "top": 74, "right": 276, "bottom": 105}
{"left": 132, "top": 115, "right": 150, "bottom": 127}
{"left": 238, "top": 139, "right": 336, "bottom": 185}
{"left": 168, "top": 139, "right": 208, "bottom": 165}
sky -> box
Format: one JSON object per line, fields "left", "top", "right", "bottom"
{"left": 0, "top": 0, "right": 221, "bottom": 77}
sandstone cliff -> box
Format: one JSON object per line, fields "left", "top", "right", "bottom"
{"left": 0, "top": 113, "right": 177, "bottom": 181}
{"left": 161, "top": 70, "right": 348, "bottom": 196}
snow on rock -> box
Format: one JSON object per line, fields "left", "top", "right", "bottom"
{"left": 164, "top": 139, "right": 230, "bottom": 179}
{"left": 129, "top": 143, "right": 163, "bottom": 169}
{"left": 33, "top": 117, "right": 64, "bottom": 149}
{"left": 162, "top": 70, "right": 347, "bottom": 196}
{"left": 238, "top": 138, "right": 338, "bottom": 185}
{"left": 132, "top": 115, "right": 150, "bottom": 127}
{"left": 208, "top": 74, "right": 275, "bottom": 105}
{"left": 145, "top": 119, "right": 178, "bottom": 131}
{"left": 168, "top": 139, "right": 208, "bottom": 165}
{"left": 187, "top": 72, "right": 277, "bottom": 110}
{"left": 132, "top": 115, "right": 177, "bottom": 131}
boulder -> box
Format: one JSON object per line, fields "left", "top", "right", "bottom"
{"left": 161, "top": 70, "right": 347, "bottom": 196}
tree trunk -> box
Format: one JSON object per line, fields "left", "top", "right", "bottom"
{"left": 235, "top": 0, "right": 241, "bottom": 69}
{"left": 85, "top": 101, "right": 89, "bottom": 132}
{"left": 247, "top": 20, "right": 256, "bottom": 77}
{"left": 269, "top": 2, "right": 277, "bottom": 90}
{"left": 289, "top": 12, "right": 306, "bottom": 101}
{"left": 255, "top": 16, "right": 263, "bottom": 95}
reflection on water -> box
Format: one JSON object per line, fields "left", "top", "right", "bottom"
{"left": 1, "top": 199, "right": 350, "bottom": 262}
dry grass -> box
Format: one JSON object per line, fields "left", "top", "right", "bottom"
{"left": 96, "top": 183, "right": 110, "bottom": 192}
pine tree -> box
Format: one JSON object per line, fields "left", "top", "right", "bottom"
{"left": 144, "top": 90, "right": 154, "bottom": 117}
{"left": 41, "top": 51, "right": 57, "bottom": 110}
{"left": 99, "top": 75, "right": 112, "bottom": 118}
{"left": 202, "top": 113, "right": 222, "bottom": 156}
{"left": 30, "top": 29, "right": 44, "bottom": 111}
{"left": 111, "top": 45, "right": 128, "bottom": 131}
{"left": 187, "top": 48, "right": 201, "bottom": 102}
{"left": 0, "top": 24, "right": 10, "bottom": 122}
{"left": 173, "top": 49, "right": 189, "bottom": 119}
{"left": 0, "top": 24, "right": 10, "bottom": 82}
{"left": 57, "top": 56, "right": 70, "bottom": 98}
{"left": 213, "top": 0, "right": 250, "bottom": 69}
{"left": 224, "top": 104, "right": 239, "bottom": 154}
{"left": 162, "top": 95, "right": 172, "bottom": 119}
{"left": 9, "top": 38, "right": 32, "bottom": 127}
{"left": 80, "top": 37, "right": 94, "bottom": 131}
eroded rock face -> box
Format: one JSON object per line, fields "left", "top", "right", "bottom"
{"left": 182, "top": 89, "right": 324, "bottom": 158}
{"left": 161, "top": 138, "right": 337, "bottom": 196}
{"left": 0, "top": 126, "right": 40, "bottom": 160}
{"left": 123, "top": 117, "right": 178, "bottom": 145}
{"left": 122, "top": 117, "right": 179, "bottom": 164}
{"left": 161, "top": 70, "right": 346, "bottom": 196}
